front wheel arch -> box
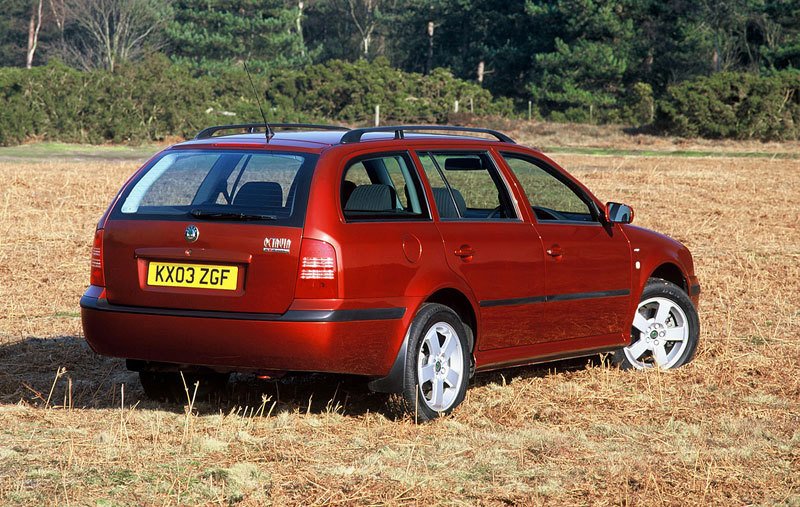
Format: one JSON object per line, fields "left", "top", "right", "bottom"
{"left": 650, "top": 262, "right": 688, "bottom": 293}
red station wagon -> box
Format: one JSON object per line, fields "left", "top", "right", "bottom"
{"left": 81, "top": 124, "right": 701, "bottom": 421}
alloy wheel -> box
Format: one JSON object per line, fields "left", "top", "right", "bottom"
{"left": 417, "top": 322, "right": 465, "bottom": 411}
{"left": 624, "top": 296, "right": 690, "bottom": 369}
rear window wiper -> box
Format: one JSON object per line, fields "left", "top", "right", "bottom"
{"left": 190, "top": 209, "right": 277, "bottom": 221}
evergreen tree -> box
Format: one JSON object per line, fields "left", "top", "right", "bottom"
{"left": 166, "top": 0, "right": 309, "bottom": 71}
{"left": 760, "top": 0, "right": 800, "bottom": 69}
{"left": 524, "top": 0, "right": 637, "bottom": 122}
{"left": 0, "top": 0, "right": 31, "bottom": 67}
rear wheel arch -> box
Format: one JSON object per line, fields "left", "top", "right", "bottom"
{"left": 424, "top": 288, "right": 477, "bottom": 353}
{"left": 367, "top": 287, "right": 477, "bottom": 394}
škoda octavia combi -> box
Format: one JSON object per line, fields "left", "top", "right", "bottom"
{"left": 81, "top": 124, "right": 701, "bottom": 421}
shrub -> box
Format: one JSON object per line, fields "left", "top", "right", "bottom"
{"left": 0, "top": 56, "right": 513, "bottom": 146}
{"left": 625, "top": 82, "right": 655, "bottom": 126}
{"left": 258, "top": 58, "right": 512, "bottom": 124}
{"left": 657, "top": 71, "right": 800, "bottom": 140}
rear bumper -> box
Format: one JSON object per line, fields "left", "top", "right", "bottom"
{"left": 80, "top": 289, "right": 410, "bottom": 376}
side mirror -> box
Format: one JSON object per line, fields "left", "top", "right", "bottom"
{"left": 605, "top": 202, "right": 634, "bottom": 224}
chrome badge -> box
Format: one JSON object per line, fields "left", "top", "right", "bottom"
{"left": 263, "top": 237, "right": 291, "bottom": 254}
{"left": 184, "top": 224, "right": 199, "bottom": 243}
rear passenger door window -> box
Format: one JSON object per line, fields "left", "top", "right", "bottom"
{"left": 341, "top": 152, "right": 428, "bottom": 221}
{"left": 417, "top": 152, "right": 517, "bottom": 220}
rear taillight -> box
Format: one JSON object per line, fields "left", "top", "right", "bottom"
{"left": 296, "top": 239, "right": 338, "bottom": 298}
{"left": 90, "top": 229, "right": 105, "bottom": 287}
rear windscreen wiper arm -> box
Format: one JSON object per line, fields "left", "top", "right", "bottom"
{"left": 190, "top": 209, "right": 277, "bottom": 220}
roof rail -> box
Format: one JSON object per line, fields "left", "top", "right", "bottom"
{"left": 339, "top": 125, "right": 516, "bottom": 144}
{"left": 195, "top": 123, "right": 349, "bottom": 140}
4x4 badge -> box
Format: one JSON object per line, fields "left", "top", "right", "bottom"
{"left": 263, "top": 237, "right": 291, "bottom": 254}
{"left": 184, "top": 225, "right": 199, "bottom": 243}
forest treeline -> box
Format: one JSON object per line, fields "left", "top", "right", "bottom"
{"left": 1, "top": 0, "right": 799, "bottom": 144}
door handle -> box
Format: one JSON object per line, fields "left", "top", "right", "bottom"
{"left": 546, "top": 244, "right": 564, "bottom": 257}
{"left": 454, "top": 245, "right": 475, "bottom": 259}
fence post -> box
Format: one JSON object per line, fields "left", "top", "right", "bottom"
{"left": 454, "top": 100, "right": 459, "bottom": 113}
{"left": 470, "top": 97, "right": 474, "bottom": 114}
{"left": 528, "top": 100, "right": 532, "bottom": 121}
{"left": 374, "top": 105, "right": 380, "bottom": 127}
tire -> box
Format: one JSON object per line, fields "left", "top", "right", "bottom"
{"left": 139, "top": 370, "right": 230, "bottom": 403}
{"left": 612, "top": 278, "right": 700, "bottom": 370}
{"left": 401, "top": 303, "right": 470, "bottom": 422}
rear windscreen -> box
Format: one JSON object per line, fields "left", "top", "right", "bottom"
{"left": 115, "top": 149, "right": 317, "bottom": 225}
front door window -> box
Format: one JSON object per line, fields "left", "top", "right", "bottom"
{"left": 502, "top": 154, "right": 597, "bottom": 223}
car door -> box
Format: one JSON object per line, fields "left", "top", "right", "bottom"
{"left": 498, "top": 151, "right": 632, "bottom": 343}
{"left": 334, "top": 150, "right": 444, "bottom": 302}
{"left": 413, "top": 150, "right": 547, "bottom": 350}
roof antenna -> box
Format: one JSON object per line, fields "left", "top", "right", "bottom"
{"left": 243, "top": 61, "right": 273, "bottom": 141}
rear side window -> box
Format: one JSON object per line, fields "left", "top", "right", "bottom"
{"left": 116, "top": 150, "right": 316, "bottom": 225}
{"left": 417, "top": 151, "right": 517, "bottom": 220}
{"left": 341, "top": 153, "right": 428, "bottom": 221}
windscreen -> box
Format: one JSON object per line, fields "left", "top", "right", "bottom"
{"left": 115, "top": 149, "right": 317, "bottom": 225}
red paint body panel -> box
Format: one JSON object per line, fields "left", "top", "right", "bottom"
{"left": 103, "top": 221, "right": 303, "bottom": 314}
{"left": 436, "top": 221, "right": 546, "bottom": 350}
{"left": 81, "top": 130, "right": 700, "bottom": 383}
{"left": 332, "top": 221, "right": 448, "bottom": 299}
{"left": 82, "top": 296, "right": 416, "bottom": 376}
{"left": 475, "top": 332, "right": 624, "bottom": 372}
{"left": 533, "top": 222, "right": 631, "bottom": 342}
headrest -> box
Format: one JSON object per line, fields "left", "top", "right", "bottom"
{"left": 432, "top": 187, "right": 466, "bottom": 218}
{"left": 444, "top": 157, "right": 484, "bottom": 171}
{"left": 233, "top": 181, "right": 283, "bottom": 208}
{"left": 345, "top": 184, "right": 397, "bottom": 211}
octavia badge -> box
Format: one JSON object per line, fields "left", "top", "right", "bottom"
{"left": 263, "top": 237, "right": 291, "bottom": 254}
{"left": 184, "top": 225, "right": 199, "bottom": 243}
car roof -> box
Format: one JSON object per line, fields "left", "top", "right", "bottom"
{"left": 173, "top": 125, "right": 520, "bottom": 152}
{"left": 176, "top": 131, "right": 344, "bottom": 150}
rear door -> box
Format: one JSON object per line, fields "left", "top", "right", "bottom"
{"left": 414, "top": 150, "right": 547, "bottom": 350}
{"left": 333, "top": 150, "right": 444, "bottom": 300}
{"left": 499, "top": 152, "right": 632, "bottom": 343}
{"left": 102, "top": 149, "right": 316, "bottom": 314}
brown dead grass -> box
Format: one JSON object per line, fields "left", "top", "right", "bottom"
{"left": 0, "top": 149, "right": 798, "bottom": 506}
{"left": 492, "top": 117, "right": 800, "bottom": 155}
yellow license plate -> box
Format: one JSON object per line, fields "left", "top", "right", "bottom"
{"left": 147, "top": 262, "right": 238, "bottom": 291}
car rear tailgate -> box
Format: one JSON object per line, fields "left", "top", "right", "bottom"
{"left": 103, "top": 219, "right": 302, "bottom": 314}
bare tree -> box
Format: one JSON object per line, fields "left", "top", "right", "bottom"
{"left": 64, "top": 0, "right": 171, "bottom": 71}
{"left": 25, "top": 0, "right": 44, "bottom": 68}
{"left": 425, "top": 20, "right": 434, "bottom": 74}
{"left": 346, "top": 0, "right": 380, "bottom": 58}
{"left": 49, "top": 0, "right": 68, "bottom": 36}
{"left": 296, "top": 1, "right": 306, "bottom": 57}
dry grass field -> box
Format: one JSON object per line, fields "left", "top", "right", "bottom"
{"left": 0, "top": 140, "right": 798, "bottom": 505}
